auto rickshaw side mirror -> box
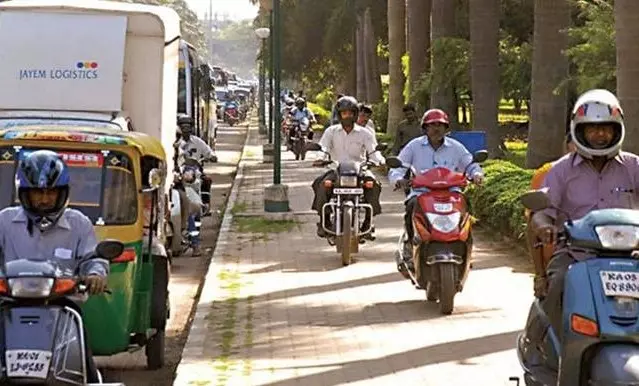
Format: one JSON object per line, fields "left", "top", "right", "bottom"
{"left": 148, "top": 168, "right": 163, "bottom": 190}
{"left": 96, "top": 239, "right": 125, "bottom": 261}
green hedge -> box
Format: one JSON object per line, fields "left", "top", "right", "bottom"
{"left": 308, "top": 102, "right": 330, "bottom": 126}
{"left": 465, "top": 160, "right": 533, "bottom": 241}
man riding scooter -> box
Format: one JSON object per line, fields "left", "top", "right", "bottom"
{"left": 174, "top": 115, "right": 217, "bottom": 256}
{"left": 530, "top": 89, "right": 639, "bottom": 341}
{"left": 388, "top": 108, "right": 484, "bottom": 267}
{"left": 0, "top": 150, "right": 108, "bottom": 383}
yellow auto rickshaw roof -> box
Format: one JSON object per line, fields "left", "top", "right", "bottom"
{"left": 0, "top": 126, "right": 167, "bottom": 160}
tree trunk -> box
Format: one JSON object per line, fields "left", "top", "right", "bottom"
{"left": 525, "top": 0, "right": 570, "bottom": 168}
{"left": 386, "top": 0, "right": 406, "bottom": 135}
{"left": 469, "top": 0, "right": 502, "bottom": 157}
{"left": 407, "top": 0, "right": 431, "bottom": 102}
{"left": 430, "top": 0, "right": 457, "bottom": 129}
{"left": 356, "top": 15, "right": 367, "bottom": 101}
{"left": 616, "top": 0, "right": 639, "bottom": 154}
{"left": 364, "top": 7, "right": 382, "bottom": 103}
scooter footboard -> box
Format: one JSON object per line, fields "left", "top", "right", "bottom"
{"left": 589, "top": 344, "right": 639, "bottom": 384}
{"left": 1, "top": 305, "right": 87, "bottom": 385}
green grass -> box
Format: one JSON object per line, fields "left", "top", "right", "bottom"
{"left": 234, "top": 217, "right": 298, "bottom": 233}
{"left": 230, "top": 202, "right": 248, "bottom": 215}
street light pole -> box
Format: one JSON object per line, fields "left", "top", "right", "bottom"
{"left": 268, "top": 10, "right": 274, "bottom": 145}
{"left": 263, "top": 0, "right": 289, "bottom": 212}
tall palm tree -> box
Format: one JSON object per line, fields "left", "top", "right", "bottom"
{"left": 469, "top": 0, "right": 501, "bottom": 157}
{"left": 407, "top": 0, "right": 431, "bottom": 103}
{"left": 364, "top": 7, "right": 382, "bottom": 103}
{"left": 386, "top": 0, "right": 406, "bottom": 135}
{"left": 430, "top": 0, "right": 456, "bottom": 127}
{"left": 615, "top": 0, "right": 639, "bottom": 154}
{"left": 525, "top": 0, "right": 571, "bottom": 168}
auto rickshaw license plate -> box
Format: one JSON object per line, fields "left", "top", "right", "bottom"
{"left": 600, "top": 271, "right": 639, "bottom": 299}
{"left": 334, "top": 188, "right": 363, "bottom": 194}
{"left": 5, "top": 349, "right": 51, "bottom": 379}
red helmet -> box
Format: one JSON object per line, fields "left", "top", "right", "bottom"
{"left": 421, "top": 109, "right": 450, "bottom": 128}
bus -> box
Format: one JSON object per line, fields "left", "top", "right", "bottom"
{"left": 178, "top": 40, "right": 216, "bottom": 146}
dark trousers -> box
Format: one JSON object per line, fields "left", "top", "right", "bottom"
{"left": 404, "top": 196, "right": 417, "bottom": 241}
{"left": 311, "top": 170, "right": 382, "bottom": 226}
{"left": 541, "top": 252, "right": 575, "bottom": 341}
{"left": 201, "top": 175, "right": 212, "bottom": 205}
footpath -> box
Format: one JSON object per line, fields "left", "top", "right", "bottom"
{"left": 173, "top": 123, "right": 534, "bottom": 386}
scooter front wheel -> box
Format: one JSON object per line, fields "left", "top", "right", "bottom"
{"left": 438, "top": 263, "right": 457, "bottom": 315}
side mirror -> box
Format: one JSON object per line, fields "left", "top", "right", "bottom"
{"left": 306, "top": 142, "right": 321, "bottom": 151}
{"left": 472, "top": 150, "right": 489, "bottom": 163}
{"left": 96, "top": 239, "right": 125, "bottom": 261}
{"left": 520, "top": 189, "right": 551, "bottom": 212}
{"left": 148, "top": 168, "right": 163, "bottom": 189}
{"left": 375, "top": 142, "right": 388, "bottom": 152}
{"left": 385, "top": 156, "right": 404, "bottom": 169}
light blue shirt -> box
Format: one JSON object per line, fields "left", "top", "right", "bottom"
{"left": 388, "top": 136, "right": 483, "bottom": 200}
{"left": 0, "top": 207, "right": 108, "bottom": 276}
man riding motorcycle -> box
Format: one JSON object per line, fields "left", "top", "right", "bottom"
{"left": 531, "top": 88, "right": 639, "bottom": 341}
{"left": 0, "top": 150, "right": 108, "bottom": 383}
{"left": 286, "top": 97, "right": 317, "bottom": 147}
{"left": 388, "top": 108, "right": 484, "bottom": 263}
{"left": 311, "top": 95, "right": 384, "bottom": 239}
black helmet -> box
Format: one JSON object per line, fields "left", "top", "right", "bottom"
{"left": 16, "top": 150, "right": 70, "bottom": 232}
{"left": 177, "top": 114, "right": 193, "bottom": 127}
{"left": 336, "top": 96, "right": 359, "bottom": 127}
{"left": 295, "top": 97, "right": 306, "bottom": 109}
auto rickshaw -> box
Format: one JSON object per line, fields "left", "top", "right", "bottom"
{"left": 0, "top": 125, "right": 171, "bottom": 370}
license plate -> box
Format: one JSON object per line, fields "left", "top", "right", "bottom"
{"left": 333, "top": 188, "right": 363, "bottom": 195}
{"left": 5, "top": 350, "right": 51, "bottom": 379}
{"left": 600, "top": 271, "right": 639, "bottom": 298}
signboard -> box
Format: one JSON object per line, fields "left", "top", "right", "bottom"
{"left": 2, "top": 130, "right": 128, "bottom": 145}
{"left": 0, "top": 11, "right": 127, "bottom": 111}
{"left": 19, "top": 149, "right": 104, "bottom": 168}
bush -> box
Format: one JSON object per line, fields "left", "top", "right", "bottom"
{"left": 308, "top": 102, "right": 330, "bottom": 126}
{"left": 313, "top": 88, "right": 335, "bottom": 111}
{"left": 372, "top": 102, "right": 388, "bottom": 133}
{"left": 465, "top": 159, "right": 533, "bottom": 241}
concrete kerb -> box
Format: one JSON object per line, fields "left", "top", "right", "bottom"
{"left": 172, "top": 124, "right": 253, "bottom": 385}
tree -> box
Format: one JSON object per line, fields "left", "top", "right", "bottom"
{"left": 386, "top": 0, "right": 406, "bottom": 134}
{"left": 407, "top": 0, "right": 431, "bottom": 104}
{"left": 615, "top": 0, "right": 639, "bottom": 154}
{"left": 469, "top": 0, "right": 501, "bottom": 156}
{"left": 525, "top": 0, "right": 571, "bottom": 168}
{"left": 430, "top": 0, "right": 457, "bottom": 129}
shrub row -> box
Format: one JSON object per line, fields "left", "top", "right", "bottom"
{"left": 465, "top": 159, "right": 533, "bottom": 242}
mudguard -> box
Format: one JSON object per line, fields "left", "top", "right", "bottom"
{"left": 589, "top": 344, "right": 639, "bottom": 383}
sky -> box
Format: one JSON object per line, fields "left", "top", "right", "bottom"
{"left": 185, "top": 0, "right": 259, "bottom": 21}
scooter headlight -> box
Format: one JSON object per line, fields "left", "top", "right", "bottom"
{"left": 426, "top": 212, "right": 461, "bottom": 233}
{"left": 339, "top": 176, "right": 358, "bottom": 187}
{"left": 595, "top": 225, "right": 639, "bottom": 250}
{"left": 8, "top": 277, "right": 54, "bottom": 298}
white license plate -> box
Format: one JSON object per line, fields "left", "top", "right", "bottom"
{"left": 333, "top": 188, "right": 363, "bottom": 195}
{"left": 600, "top": 271, "right": 639, "bottom": 298}
{"left": 5, "top": 349, "right": 51, "bottom": 379}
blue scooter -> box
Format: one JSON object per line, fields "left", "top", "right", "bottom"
{"left": 517, "top": 189, "right": 639, "bottom": 385}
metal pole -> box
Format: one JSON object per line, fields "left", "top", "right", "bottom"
{"left": 273, "top": 0, "right": 281, "bottom": 185}
{"left": 258, "top": 39, "right": 266, "bottom": 135}
{"left": 268, "top": 10, "right": 274, "bottom": 145}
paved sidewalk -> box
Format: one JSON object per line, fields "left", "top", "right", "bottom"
{"left": 174, "top": 126, "right": 535, "bottom": 385}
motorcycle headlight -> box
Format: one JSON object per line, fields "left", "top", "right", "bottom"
{"left": 426, "top": 212, "right": 461, "bottom": 233}
{"left": 8, "top": 277, "right": 54, "bottom": 298}
{"left": 595, "top": 225, "right": 639, "bottom": 250}
{"left": 339, "top": 176, "right": 358, "bottom": 187}
{"left": 183, "top": 170, "right": 196, "bottom": 183}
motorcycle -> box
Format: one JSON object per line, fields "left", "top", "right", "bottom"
{"left": 516, "top": 189, "right": 639, "bottom": 386}
{"left": 224, "top": 102, "right": 239, "bottom": 126}
{"left": 0, "top": 239, "right": 126, "bottom": 386}
{"left": 386, "top": 150, "right": 488, "bottom": 315}
{"left": 306, "top": 142, "right": 387, "bottom": 266}
{"left": 290, "top": 117, "right": 310, "bottom": 161}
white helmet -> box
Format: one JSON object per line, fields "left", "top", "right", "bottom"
{"left": 570, "top": 89, "right": 624, "bottom": 159}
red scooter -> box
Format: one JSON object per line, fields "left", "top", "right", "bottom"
{"left": 386, "top": 150, "right": 487, "bottom": 315}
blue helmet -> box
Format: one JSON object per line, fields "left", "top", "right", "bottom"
{"left": 17, "top": 150, "right": 70, "bottom": 230}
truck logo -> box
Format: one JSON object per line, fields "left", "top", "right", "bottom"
{"left": 18, "top": 61, "right": 99, "bottom": 81}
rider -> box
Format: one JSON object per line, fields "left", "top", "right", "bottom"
{"left": 388, "top": 108, "right": 484, "bottom": 266}
{"left": 531, "top": 88, "right": 639, "bottom": 340}
{"left": 288, "top": 97, "right": 317, "bottom": 144}
{"left": 357, "top": 103, "right": 376, "bottom": 135}
{"left": 0, "top": 150, "right": 108, "bottom": 382}
{"left": 311, "top": 95, "right": 384, "bottom": 239}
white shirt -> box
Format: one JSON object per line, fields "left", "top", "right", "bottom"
{"left": 177, "top": 136, "right": 215, "bottom": 163}
{"left": 319, "top": 124, "right": 384, "bottom": 165}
